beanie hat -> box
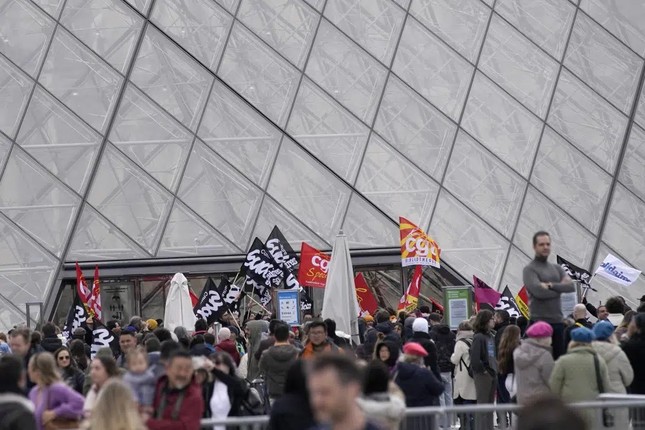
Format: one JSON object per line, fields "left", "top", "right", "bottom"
{"left": 403, "top": 342, "right": 428, "bottom": 357}
{"left": 218, "top": 327, "right": 231, "bottom": 341}
{"left": 412, "top": 318, "right": 429, "bottom": 334}
{"left": 525, "top": 321, "right": 553, "bottom": 338}
{"left": 146, "top": 319, "right": 158, "bottom": 331}
{"left": 363, "top": 315, "right": 374, "bottom": 323}
{"left": 593, "top": 321, "right": 615, "bottom": 341}
{"left": 228, "top": 326, "right": 240, "bottom": 337}
{"left": 570, "top": 327, "right": 595, "bottom": 343}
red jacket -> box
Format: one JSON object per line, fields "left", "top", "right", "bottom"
{"left": 216, "top": 339, "right": 241, "bottom": 366}
{"left": 147, "top": 376, "right": 204, "bottom": 430}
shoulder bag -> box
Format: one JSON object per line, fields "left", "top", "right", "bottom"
{"left": 593, "top": 353, "right": 614, "bottom": 428}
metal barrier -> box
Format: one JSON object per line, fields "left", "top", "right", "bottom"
{"left": 199, "top": 398, "right": 645, "bottom": 430}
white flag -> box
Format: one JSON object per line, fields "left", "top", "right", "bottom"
{"left": 594, "top": 254, "right": 641, "bottom": 287}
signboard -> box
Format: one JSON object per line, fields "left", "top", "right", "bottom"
{"left": 443, "top": 286, "right": 473, "bottom": 330}
{"left": 277, "top": 289, "right": 301, "bottom": 326}
{"left": 102, "top": 282, "right": 134, "bottom": 323}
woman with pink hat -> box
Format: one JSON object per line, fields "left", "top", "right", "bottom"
{"left": 513, "top": 321, "right": 555, "bottom": 405}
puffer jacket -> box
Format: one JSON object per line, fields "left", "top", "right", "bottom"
{"left": 592, "top": 341, "right": 633, "bottom": 394}
{"left": 356, "top": 391, "right": 406, "bottom": 430}
{"left": 450, "top": 330, "right": 476, "bottom": 401}
{"left": 513, "top": 339, "right": 554, "bottom": 405}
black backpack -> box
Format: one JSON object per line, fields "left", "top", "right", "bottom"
{"left": 458, "top": 338, "right": 474, "bottom": 378}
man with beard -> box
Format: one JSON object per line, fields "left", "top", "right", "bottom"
{"left": 522, "top": 231, "right": 574, "bottom": 359}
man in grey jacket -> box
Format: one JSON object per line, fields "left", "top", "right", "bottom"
{"left": 522, "top": 231, "right": 574, "bottom": 359}
{"left": 259, "top": 322, "right": 298, "bottom": 402}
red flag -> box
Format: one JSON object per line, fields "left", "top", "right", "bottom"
{"left": 515, "top": 286, "right": 530, "bottom": 319}
{"left": 354, "top": 273, "right": 379, "bottom": 316}
{"left": 86, "top": 265, "right": 102, "bottom": 320}
{"left": 189, "top": 288, "right": 199, "bottom": 308}
{"left": 400, "top": 217, "right": 441, "bottom": 268}
{"left": 398, "top": 266, "right": 423, "bottom": 313}
{"left": 75, "top": 262, "right": 91, "bottom": 304}
{"left": 297, "top": 243, "right": 330, "bottom": 288}
{"left": 473, "top": 276, "right": 502, "bottom": 312}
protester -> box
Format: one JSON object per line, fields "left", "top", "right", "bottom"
{"left": 564, "top": 304, "right": 592, "bottom": 347}
{"left": 40, "top": 323, "right": 62, "bottom": 354}
{"left": 451, "top": 320, "right": 476, "bottom": 430}
{"left": 69, "top": 339, "right": 89, "bottom": 371}
{"left": 494, "top": 309, "right": 512, "bottom": 426}
{"left": 614, "top": 310, "right": 634, "bottom": 342}
{"left": 84, "top": 354, "right": 120, "bottom": 418}
{"left": 28, "top": 352, "right": 84, "bottom": 430}
{"left": 373, "top": 341, "right": 399, "bottom": 372}
{"left": 605, "top": 297, "right": 626, "bottom": 327}
{"left": 54, "top": 347, "right": 84, "bottom": 394}
{"left": 82, "top": 379, "right": 145, "bottom": 430}
{"left": 245, "top": 319, "right": 269, "bottom": 381}
{"left": 550, "top": 327, "right": 610, "bottom": 426}
{"left": 189, "top": 335, "right": 211, "bottom": 357}
{"left": 147, "top": 349, "right": 204, "bottom": 430}
{"left": 255, "top": 320, "right": 281, "bottom": 362}
{"left": 9, "top": 328, "right": 42, "bottom": 389}
{"left": 268, "top": 361, "right": 315, "bottom": 430}
{"left": 324, "top": 319, "right": 350, "bottom": 349}
{"left": 215, "top": 328, "right": 241, "bottom": 366}
{"left": 0, "top": 354, "right": 37, "bottom": 429}
{"left": 408, "top": 317, "right": 440, "bottom": 377}
{"left": 123, "top": 347, "right": 156, "bottom": 412}
{"left": 470, "top": 309, "right": 497, "bottom": 430}
{"left": 428, "top": 311, "right": 456, "bottom": 428}
{"left": 116, "top": 328, "right": 137, "bottom": 368}
{"left": 357, "top": 360, "right": 405, "bottom": 430}
{"left": 308, "top": 354, "right": 381, "bottom": 430}
{"left": 621, "top": 313, "right": 645, "bottom": 428}
{"left": 0, "top": 333, "right": 11, "bottom": 355}
{"left": 300, "top": 321, "right": 341, "bottom": 359}
{"left": 522, "top": 231, "right": 575, "bottom": 359}
{"left": 259, "top": 322, "right": 298, "bottom": 402}
{"left": 206, "top": 351, "right": 246, "bottom": 426}
{"left": 513, "top": 322, "right": 554, "bottom": 405}
{"left": 497, "top": 325, "right": 521, "bottom": 428}
{"left": 516, "top": 395, "right": 587, "bottom": 430}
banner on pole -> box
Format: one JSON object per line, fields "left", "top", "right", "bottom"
{"left": 594, "top": 254, "right": 641, "bottom": 286}
{"left": 354, "top": 273, "right": 379, "bottom": 316}
{"left": 515, "top": 286, "right": 530, "bottom": 319}
{"left": 399, "top": 217, "right": 440, "bottom": 268}
{"left": 298, "top": 242, "right": 330, "bottom": 288}
{"left": 398, "top": 266, "right": 423, "bottom": 313}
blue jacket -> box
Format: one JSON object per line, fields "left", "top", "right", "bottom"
{"left": 394, "top": 362, "right": 444, "bottom": 407}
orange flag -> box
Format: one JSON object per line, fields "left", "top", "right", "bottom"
{"left": 400, "top": 217, "right": 440, "bottom": 268}
{"left": 398, "top": 266, "right": 423, "bottom": 313}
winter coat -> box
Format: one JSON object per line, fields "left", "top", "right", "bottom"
{"left": 409, "top": 332, "right": 440, "bottom": 378}
{"left": 259, "top": 344, "right": 299, "bottom": 397}
{"left": 299, "top": 340, "right": 341, "bottom": 360}
{"left": 471, "top": 331, "right": 496, "bottom": 376}
{"left": 494, "top": 322, "right": 510, "bottom": 353}
{"left": 216, "top": 339, "right": 241, "bottom": 366}
{"left": 40, "top": 336, "right": 62, "bottom": 353}
{"left": 356, "top": 391, "right": 406, "bottom": 430}
{"left": 375, "top": 321, "right": 402, "bottom": 347}
{"left": 60, "top": 365, "right": 85, "bottom": 394}
{"left": 394, "top": 362, "right": 443, "bottom": 407}
{"left": 450, "top": 331, "right": 476, "bottom": 400}
{"left": 513, "top": 339, "right": 554, "bottom": 405}
{"left": 593, "top": 341, "right": 633, "bottom": 429}
{"left": 123, "top": 369, "right": 157, "bottom": 406}
{"left": 207, "top": 368, "right": 247, "bottom": 418}
{"left": 622, "top": 334, "right": 645, "bottom": 394}
{"left": 268, "top": 392, "right": 315, "bottom": 430}
{"left": 29, "top": 382, "right": 84, "bottom": 430}
{"left": 0, "top": 392, "right": 37, "bottom": 430}
{"left": 429, "top": 324, "right": 456, "bottom": 373}
{"left": 147, "top": 376, "right": 205, "bottom": 430}
{"left": 246, "top": 320, "right": 269, "bottom": 381}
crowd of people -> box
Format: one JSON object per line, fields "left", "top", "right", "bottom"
{"left": 0, "top": 230, "right": 643, "bottom": 430}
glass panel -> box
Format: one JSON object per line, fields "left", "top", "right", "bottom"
{"left": 305, "top": 0, "right": 325, "bottom": 12}
{"left": 548, "top": 70, "right": 628, "bottom": 174}
{"left": 374, "top": 75, "right": 456, "bottom": 181}
{"left": 565, "top": 12, "right": 642, "bottom": 114}
{"left": 238, "top": 0, "right": 318, "bottom": 69}
{"left": 0, "top": 147, "right": 80, "bottom": 256}
{"left": 580, "top": 0, "right": 645, "bottom": 57}
{"left": 67, "top": 203, "right": 150, "bottom": 260}
{"left": 513, "top": 187, "right": 596, "bottom": 267}
{"left": 587, "top": 243, "right": 644, "bottom": 310}
{"left": 499, "top": 246, "right": 531, "bottom": 291}
{"left": 430, "top": 190, "right": 510, "bottom": 288}
{"left": 214, "top": 0, "right": 239, "bottom": 14}
{"left": 619, "top": 124, "right": 645, "bottom": 202}
{"left": 409, "top": 0, "right": 490, "bottom": 63}
{"left": 39, "top": 28, "right": 123, "bottom": 133}
{"left": 0, "top": 55, "right": 33, "bottom": 138}
{"left": 219, "top": 23, "right": 300, "bottom": 127}
{"left": 287, "top": 78, "right": 369, "bottom": 183}
{"left": 198, "top": 80, "right": 281, "bottom": 188}
{"left": 443, "top": 131, "right": 525, "bottom": 238}
{"left": 355, "top": 134, "right": 439, "bottom": 228}
{"left": 178, "top": 140, "right": 263, "bottom": 246}
{"left": 324, "top": 0, "right": 406, "bottom": 65}
{"left": 602, "top": 184, "right": 645, "bottom": 270}
{"left": 130, "top": 26, "right": 213, "bottom": 131}
{"left": 61, "top": 0, "right": 143, "bottom": 74}
{"left": 267, "top": 138, "right": 351, "bottom": 241}
{"left": 251, "top": 195, "right": 330, "bottom": 251}
{"left": 0, "top": 133, "right": 11, "bottom": 169}
{"left": 480, "top": 15, "right": 559, "bottom": 119}
{"left": 31, "top": 0, "right": 64, "bottom": 18}
{"left": 109, "top": 84, "right": 193, "bottom": 193}
{"left": 532, "top": 127, "right": 611, "bottom": 233}
{"left": 157, "top": 200, "right": 240, "bottom": 257}
{"left": 305, "top": 21, "right": 388, "bottom": 123}
{"left": 342, "top": 192, "right": 398, "bottom": 248}
{"left": 123, "top": 0, "right": 151, "bottom": 15}
{"left": 462, "top": 72, "right": 542, "bottom": 177}
{"left": 636, "top": 84, "right": 645, "bottom": 128}
{"left": 0, "top": 0, "right": 55, "bottom": 77}
{"left": 392, "top": 17, "right": 474, "bottom": 121}
{"left": 495, "top": 0, "right": 575, "bottom": 60}
{"left": 151, "top": 0, "right": 233, "bottom": 70}
{"left": 87, "top": 144, "right": 173, "bottom": 254}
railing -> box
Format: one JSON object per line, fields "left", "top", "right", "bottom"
{"left": 198, "top": 397, "right": 645, "bottom": 430}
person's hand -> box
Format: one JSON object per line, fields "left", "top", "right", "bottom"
{"left": 42, "top": 410, "right": 56, "bottom": 424}
{"left": 540, "top": 282, "right": 550, "bottom": 289}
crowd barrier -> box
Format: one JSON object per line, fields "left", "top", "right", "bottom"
{"left": 198, "top": 396, "right": 645, "bottom": 430}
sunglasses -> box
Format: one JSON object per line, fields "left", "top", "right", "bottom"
{"left": 58, "top": 356, "right": 70, "bottom": 360}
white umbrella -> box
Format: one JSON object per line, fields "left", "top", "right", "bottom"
{"left": 164, "top": 273, "right": 197, "bottom": 332}
{"left": 322, "top": 231, "right": 361, "bottom": 345}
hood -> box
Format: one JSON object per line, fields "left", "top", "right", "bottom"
{"left": 0, "top": 393, "right": 34, "bottom": 412}
{"left": 375, "top": 321, "right": 393, "bottom": 335}
{"left": 432, "top": 324, "right": 452, "bottom": 336}
{"left": 404, "top": 317, "right": 416, "bottom": 328}
{"left": 357, "top": 394, "right": 405, "bottom": 420}
{"left": 456, "top": 330, "right": 474, "bottom": 340}
{"left": 246, "top": 320, "right": 269, "bottom": 353}
{"left": 514, "top": 339, "right": 552, "bottom": 370}
{"left": 266, "top": 345, "right": 298, "bottom": 362}
{"left": 592, "top": 341, "right": 622, "bottom": 364}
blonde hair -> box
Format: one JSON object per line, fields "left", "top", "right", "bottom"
{"left": 126, "top": 346, "right": 148, "bottom": 367}
{"left": 89, "top": 380, "right": 145, "bottom": 430}
{"left": 29, "top": 352, "right": 61, "bottom": 386}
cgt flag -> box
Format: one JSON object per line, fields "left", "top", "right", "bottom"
{"left": 298, "top": 242, "right": 330, "bottom": 288}
{"left": 194, "top": 277, "right": 228, "bottom": 324}
{"left": 400, "top": 217, "right": 440, "bottom": 268}
{"left": 398, "top": 266, "right": 423, "bottom": 313}
{"left": 495, "top": 286, "right": 521, "bottom": 318}
{"left": 61, "top": 292, "right": 88, "bottom": 342}
{"left": 354, "top": 273, "right": 379, "bottom": 316}
{"left": 91, "top": 319, "right": 118, "bottom": 359}
{"left": 473, "top": 276, "right": 502, "bottom": 312}
{"left": 515, "top": 286, "right": 530, "bottom": 319}
{"left": 75, "top": 262, "right": 91, "bottom": 306}
{"left": 86, "top": 266, "right": 102, "bottom": 320}
{"left": 594, "top": 254, "right": 642, "bottom": 287}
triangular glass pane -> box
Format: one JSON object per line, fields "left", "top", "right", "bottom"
{"left": 178, "top": 140, "right": 263, "bottom": 246}
{"left": 0, "top": 305, "right": 33, "bottom": 332}
{"left": 214, "top": 0, "right": 239, "bottom": 14}
{"left": 198, "top": 80, "right": 280, "bottom": 188}
{"left": 17, "top": 86, "right": 101, "bottom": 193}
{"left": 342, "top": 193, "right": 398, "bottom": 248}
{"left": 130, "top": 26, "right": 213, "bottom": 131}
{"left": 157, "top": 200, "right": 241, "bottom": 257}
{"left": 110, "top": 84, "right": 193, "bottom": 192}
{"left": 0, "top": 147, "right": 80, "bottom": 257}
{"left": 0, "top": 55, "right": 33, "bottom": 138}
{"left": 67, "top": 204, "right": 150, "bottom": 261}
{"left": 87, "top": 144, "right": 173, "bottom": 254}
{"left": 31, "top": 0, "right": 65, "bottom": 19}
{"left": 251, "top": 195, "right": 330, "bottom": 251}
{"left": 123, "top": 0, "right": 151, "bottom": 15}
{"left": 0, "top": 133, "right": 12, "bottom": 170}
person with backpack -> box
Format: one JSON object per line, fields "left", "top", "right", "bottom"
{"left": 513, "top": 322, "right": 555, "bottom": 406}
{"left": 408, "top": 318, "right": 439, "bottom": 378}
{"left": 451, "top": 321, "right": 476, "bottom": 430}
{"left": 429, "top": 312, "right": 456, "bottom": 429}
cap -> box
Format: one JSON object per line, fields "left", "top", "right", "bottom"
{"left": 570, "top": 327, "right": 595, "bottom": 343}
{"left": 146, "top": 319, "right": 158, "bottom": 331}
{"left": 592, "top": 321, "right": 615, "bottom": 341}
{"left": 403, "top": 342, "right": 428, "bottom": 357}
{"left": 412, "top": 318, "right": 429, "bottom": 334}
{"left": 525, "top": 321, "right": 553, "bottom": 338}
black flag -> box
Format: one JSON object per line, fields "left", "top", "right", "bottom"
{"left": 91, "top": 319, "right": 118, "bottom": 358}
{"left": 242, "top": 238, "right": 285, "bottom": 290}
{"left": 495, "top": 286, "right": 521, "bottom": 318}
{"left": 557, "top": 255, "right": 594, "bottom": 291}
{"left": 194, "top": 277, "right": 228, "bottom": 324}
{"left": 222, "top": 278, "right": 244, "bottom": 313}
{"left": 62, "top": 293, "right": 88, "bottom": 342}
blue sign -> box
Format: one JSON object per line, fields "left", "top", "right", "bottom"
{"left": 277, "top": 290, "right": 300, "bottom": 326}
